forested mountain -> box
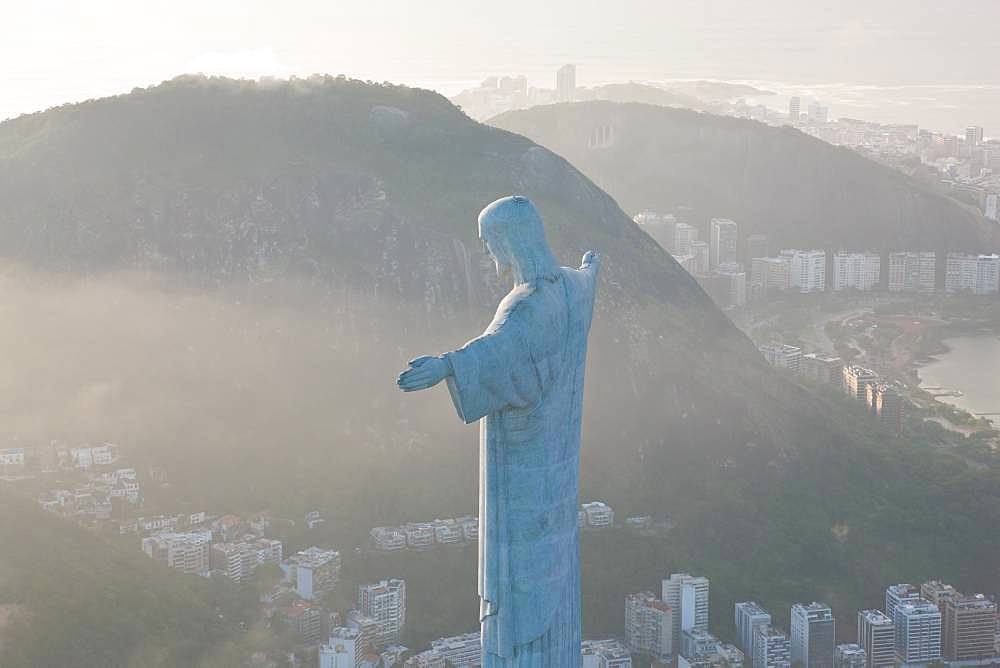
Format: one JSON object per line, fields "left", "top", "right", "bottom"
{"left": 0, "top": 77, "right": 997, "bottom": 660}
{"left": 0, "top": 491, "right": 255, "bottom": 667}
{"left": 491, "top": 101, "right": 999, "bottom": 252}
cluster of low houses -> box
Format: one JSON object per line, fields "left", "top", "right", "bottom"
{"left": 369, "top": 502, "right": 619, "bottom": 552}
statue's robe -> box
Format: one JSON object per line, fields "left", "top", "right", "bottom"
{"left": 443, "top": 260, "right": 599, "bottom": 667}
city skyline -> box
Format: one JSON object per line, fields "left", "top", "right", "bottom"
{"left": 4, "top": 1, "right": 1000, "bottom": 133}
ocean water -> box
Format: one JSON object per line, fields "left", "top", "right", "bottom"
{"left": 919, "top": 334, "right": 1000, "bottom": 426}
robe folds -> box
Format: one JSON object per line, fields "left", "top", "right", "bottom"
{"left": 443, "top": 259, "right": 599, "bottom": 666}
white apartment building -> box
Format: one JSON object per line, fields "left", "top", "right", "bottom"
{"left": 895, "top": 601, "right": 942, "bottom": 665}
{"left": 674, "top": 223, "right": 699, "bottom": 256}
{"left": 404, "top": 522, "right": 435, "bottom": 549}
{"left": 710, "top": 218, "right": 740, "bottom": 268}
{"left": 583, "top": 639, "right": 634, "bottom": 668}
{"left": 750, "top": 257, "right": 792, "bottom": 300}
{"left": 857, "top": 609, "right": 895, "bottom": 668}
{"left": 885, "top": 584, "right": 921, "bottom": 627}
{"left": 736, "top": 602, "right": 772, "bottom": 656}
{"left": 626, "top": 591, "right": 673, "bottom": 661}
{"left": 430, "top": 632, "right": 482, "bottom": 667}
{"left": 888, "top": 252, "right": 936, "bottom": 293}
{"left": 319, "top": 627, "right": 363, "bottom": 668}
{"left": 832, "top": 252, "right": 881, "bottom": 291}
{"left": 835, "top": 643, "right": 867, "bottom": 668}
{"left": 281, "top": 547, "right": 341, "bottom": 600}
{"left": 781, "top": 249, "right": 827, "bottom": 293}
{"left": 431, "top": 518, "right": 464, "bottom": 545}
{"left": 582, "top": 501, "right": 615, "bottom": 528}
{"left": 211, "top": 542, "right": 257, "bottom": 582}
{"left": 716, "top": 264, "right": 748, "bottom": 308}
{"left": 754, "top": 625, "right": 791, "bottom": 668}
{"left": 663, "top": 573, "right": 710, "bottom": 652}
{"left": 141, "top": 530, "right": 212, "bottom": 576}
{"left": 370, "top": 526, "right": 407, "bottom": 551}
{"left": 692, "top": 241, "right": 711, "bottom": 274}
{"left": 760, "top": 344, "right": 802, "bottom": 372}
{"left": 791, "top": 602, "right": 835, "bottom": 668}
{"left": 945, "top": 253, "right": 1000, "bottom": 294}
{"left": 358, "top": 579, "right": 406, "bottom": 648}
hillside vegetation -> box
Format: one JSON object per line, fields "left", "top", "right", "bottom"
{"left": 492, "top": 101, "right": 998, "bottom": 252}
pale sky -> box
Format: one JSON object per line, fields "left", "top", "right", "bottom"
{"left": 3, "top": 0, "right": 1000, "bottom": 121}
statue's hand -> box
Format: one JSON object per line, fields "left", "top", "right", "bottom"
{"left": 581, "top": 250, "right": 600, "bottom": 271}
{"left": 397, "top": 355, "right": 451, "bottom": 392}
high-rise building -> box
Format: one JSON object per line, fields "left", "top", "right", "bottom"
{"left": 750, "top": 257, "right": 792, "bottom": 301}
{"left": 781, "top": 250, "right": 826, "bottom": 293}
{"left": 898, "top": 602, "right": 944, "bottom": 665}
{"left": 710, "top": 218, "right": 740, "bottom": 268}
{"left": 358, "top": 579, "right": 406, "bottom": 648}
{"left": 857, "top": 610, "right": 895, "bottom": 668}
{"left": 945, "top": 253, "right": 1000, "bottom": 294}
{"left": 791, "top": 603, "right": 835, "bottom": 668}
{"left": 754, "top": 625, "right": 791, "bottom": 668}
{"left": 279, "top": 600, "right": 323, "bottom": 645}
{"left": 808, "top": 103, "right": 829, "bottom": 125}
{"left": 843, "top": 366, "right": 878, "bottom": 402}
{"left": 920, "top": 581, "right": 959, "bottom": 615}
{"left": 556, "top": 64, "right": 577, "bottom": 101}
{"left": 966, "top": 126, "right": 984, "bottom": 146}
{"left": 346, "top": 609, "right": 380, "bottom": 653}
{"left": 673, "top": 223, "right": 699, "bottom": 256}
{"left": 885, "top": 584, "right": 921, "bottom": 626}
{"left": 943, "top": 594, "right": 996, "bottom": 661}
{"left": 691, "top": 241, "right": 711, "bottom": 275}
{"left": 746, "top": 234, "right": 769, "bottom": 268}
{"left": 320, "top": 627, "right": 364, "bottom": 668}
{"left": 714, "top": 264, "right": 747, "bottom": 308}
{"left": 800, "top": 354, "right": 843, "bottom": 386}
{"left": 888, "top": 253, "right": 936, "bottom": 293}
{"left": 626, "top": 591, "right": 673, "bottom": 661}
{"left": 663, "top": 573, "right": 710, "bottom": 652}
{"left": 834, "top": 644, "right": 867, "bottom": 668}
{"left": 985, "top": 193, "right": 999, "bottom": 221}
{"left": 760, "top": 343, "right": 802, "bottom": 372}
{"left": 789, "top": 97, "right": 801, "bottom": 123}
{"left": 832, "top": 253, "right": 881, "bottom": 291}
{"left": 895, "top": 601, "right": 941, "bottom": 665}
{"left": 870, "top": 384, "right": 903, "bottom": 434}
{"left": 736, "top": 602, "right": 772, "bottom": 656}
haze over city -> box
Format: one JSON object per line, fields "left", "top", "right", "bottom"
{"left": 1, "top": 3, "right": 1000, "bottom": 668}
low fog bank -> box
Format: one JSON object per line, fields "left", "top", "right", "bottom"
{"left": 0, "top": 265, "right": 481, "bottom": 530}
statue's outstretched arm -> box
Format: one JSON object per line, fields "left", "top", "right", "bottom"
{"left": 397, "top": 355, "right": 453, "bottom": 392}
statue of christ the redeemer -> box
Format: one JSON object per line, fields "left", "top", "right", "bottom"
{"left": 397, "top": 195, "right": 600, "bottom": 667}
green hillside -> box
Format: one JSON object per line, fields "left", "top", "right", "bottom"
{"left": 491, "top": 101, "right": 998, "bottom": 252}
{"left": 0, "top": 491, "right": 253, "bottom": 667}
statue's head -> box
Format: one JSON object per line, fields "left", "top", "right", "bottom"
{"left": 478, "top": 196, "right": 559, "bottom": 283}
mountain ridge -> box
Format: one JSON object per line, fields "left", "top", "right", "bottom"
{"left": 491, "top": 101, "right": 998, "bottom": 252}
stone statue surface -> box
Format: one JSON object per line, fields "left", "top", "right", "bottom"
{"left": 397, "top": 195, "right": 600, "bottom": 667}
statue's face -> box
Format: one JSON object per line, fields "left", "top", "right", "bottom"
{"left": 481, "top": 231, "right": 513, "bottom": 278}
